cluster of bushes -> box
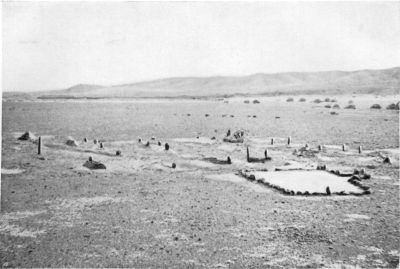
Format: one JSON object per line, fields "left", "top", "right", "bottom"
{"left": 386, "top": 102, "right": 400, "bottom": 110}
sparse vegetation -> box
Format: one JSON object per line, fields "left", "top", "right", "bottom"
{"left": 370, "top": 104, "right": 382, "bottom": 109}
{"left": 330, "top": 111, "right": 338, "bottom": 115}
{"left": 325, "top": 105, "right": 331, "bottom": 108}
{"left": 313, "top": 99, "right": 322, "bottom": 103}
{"left": 324, "top": 98, "right": 331, "bottom": 102}
{"left": 386, "top": 103, "right": 400, "bottom": 110}
{"left": 299, "top": 98, "right": 306, "bottom": 102}
{"left": 253, "top": 99, "right": 260, "bottom": 104}
{"left": 286, "top": 97, "right": 294, "bottom": 102}
{"left": 344, "top": 104, "right": 356, "bottom": 109}
{"left": 333, "top": 104, "right": 340, "bottom": 109}
{"left": 244, "top": 100, "right": 250, "bottom": 104}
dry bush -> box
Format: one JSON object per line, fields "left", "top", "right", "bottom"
{"left": 299, "top": 98, "right": 306, "bottom": 102}
{"left": 313, "top": 99, "right": 322, "bottom": 103}
{"left": 253, "top": 99, "right": 260, "bottom": 104}
{"left": 344, "top": 104, "right": 356, "bottom": 109}
{"left": 287, "top": 97, "right": 294, "bottom": 102}
{"left": 244, "top": 100, "right": 250, "bottom": 104}
{"left": 325, "top": 104, "right": 332, "bottom": 108}
{"left": 324, "top": 98, "right": 331, "bottom": 102}
{"left": 386, "top": 103, "right": 400, "bottom": 110}
{"left": 370, "top": 104, "right": 382, "bottom": 109}
{"left": 333, "top": 104, "right": 340, "bottom": 109}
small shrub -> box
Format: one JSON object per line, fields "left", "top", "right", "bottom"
{"left": 286, "top": 97, "right": 294, "bottom": 102}
{"left": 333, "top": 104, "right": 340, "bottom": 109}
{"left": 325, "top": 105, "right": 331, "bottom": 108}
{"left": 330, "top": 99, "right": 337, "bottom": 102}
{"left": 344, "top": 104, "right": 356, "bottom": 109}
{"left": 299, "top": 98, "right": 306, "bottom": 102}
{"left": 253, "top": 99, "right": 260, "bottom": 104}
{"left": 244, "top": 100, "right": 250, "bottom": 104}
{"left": 386, "top": 103, "right": 400, "bottom": 110}
{"left": 348, "top": 100, "right": 354, "bottom": 104}
{"left": 314, "top": 99, "right": 322, "bottom": 103}
{"left": 370, "top": 104, "right": 382, "bottom": 109}
{"left": 330, "top": 111, "right": 339, "bottom": 115}
{"left": 324, "top": 98, "right": 331, "bottom": 102}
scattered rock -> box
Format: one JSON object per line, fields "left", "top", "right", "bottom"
{"left": 223, "top": 130, "right": 244, "bottom": 143}
{"left": 383, "top": 157, "right": 391, "bottom": 164}
{"left": 66, "top": 137, "right": 78, "bottom": 147}
{"left": 83, "top": 158, "right": 106, "bottom": 170}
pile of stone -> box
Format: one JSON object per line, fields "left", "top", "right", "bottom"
{"left": 293, "top": 145, "right": 319, "bottom": 158}
{"left": 83, "top": 157, "right": 106, "bottom": 170}
{"left": 223, "top": 129, "right": 245, "bottom": 143}
{"left": 18, "top": 131, "right": 37, "bottom": 141}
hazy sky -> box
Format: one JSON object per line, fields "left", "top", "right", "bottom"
{"left": 3, "top": 1, "right": 400, "bottom": 92}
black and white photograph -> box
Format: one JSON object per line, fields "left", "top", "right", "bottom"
{"left": 1, "top": 1, "right": 399, "bottom": 268}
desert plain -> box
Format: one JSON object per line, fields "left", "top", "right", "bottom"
{"left": 1, "top": 93, "right": 399, "bottom": 268}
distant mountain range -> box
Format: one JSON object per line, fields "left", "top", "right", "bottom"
{"left": 5, "top": 67, "right": 400, "bottom": 99}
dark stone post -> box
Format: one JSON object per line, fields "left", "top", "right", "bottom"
{"left": 38, "top": 136, "right": 41, "bottom": 155}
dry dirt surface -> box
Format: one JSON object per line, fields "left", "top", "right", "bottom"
{"left": 1, "top": 95, "right": 399, "bottom": 268}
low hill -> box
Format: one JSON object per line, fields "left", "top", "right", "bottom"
{"left": 7, "top": 67, "right": 400, "bottom": 99}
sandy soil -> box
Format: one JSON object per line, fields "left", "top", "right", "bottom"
{"left": 1, "top": 95, "right": 399, "bottom": 268}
